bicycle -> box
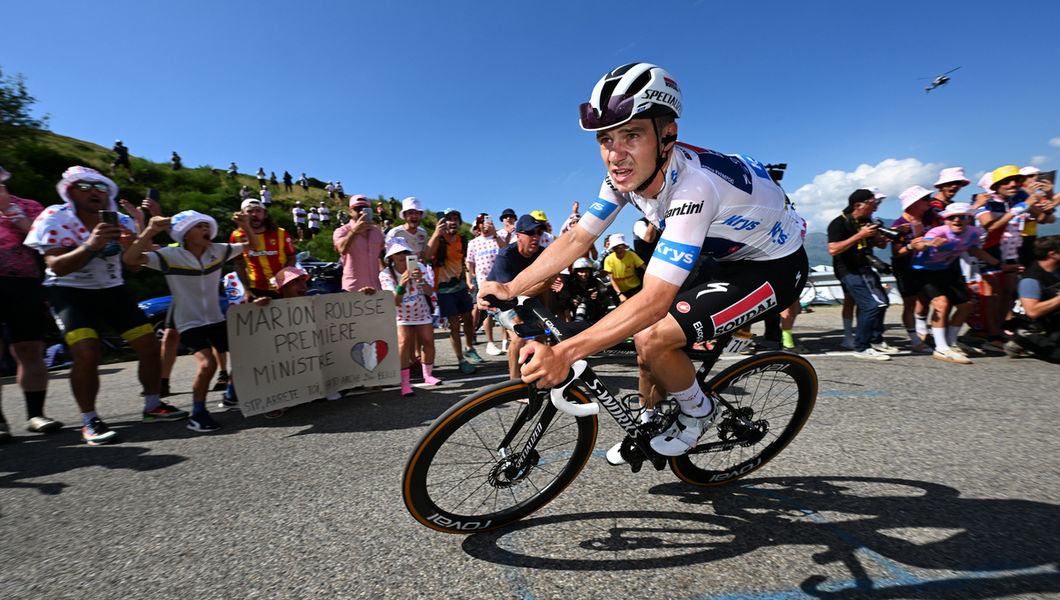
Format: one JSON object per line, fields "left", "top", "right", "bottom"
{"left": 402, "top": 295, "right": 817, "bottom": 533}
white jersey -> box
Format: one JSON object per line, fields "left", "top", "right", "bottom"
{"left": 292, "top": 207, "right": 307, "bottom": 224}
{"left": 24, "top": 203, "right": 139, "bottom": 289}
{"left": 579, "top": 143, "right": 804, "bottom": 287}
{"left": 144, "top": 243, "right": 245, "bottom": 332}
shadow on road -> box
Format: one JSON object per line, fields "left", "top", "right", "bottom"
{"left": 461, "top": 475, "right": 1059, "bottom": 598}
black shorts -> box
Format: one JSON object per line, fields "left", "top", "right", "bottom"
{"left": 181, "top": 321, "right": 229, "bottom": 354}
{"left": 670, "top": 247, "right": 808, "bottom": 344}
{"left": 892, "top": 264, "right": 919, "bottom": 299}
{"left": 914, "top": 264, "right": 970, "bottom": 305}
{"left": 0, "top": 277, "right": 48, "bottom": 343}
{"left": 47, "top": 285, "right": 153, "bottom": 346}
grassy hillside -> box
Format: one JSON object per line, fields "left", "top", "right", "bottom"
{"left": 0, "top": 130, "right": 446, "bottom": 300}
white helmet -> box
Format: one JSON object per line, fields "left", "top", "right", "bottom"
{"left": 579, "top": 63, "right": 682, "bottom": 131}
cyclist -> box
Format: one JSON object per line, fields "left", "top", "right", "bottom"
{"left": 478, "top": 63, "right": 807, "bottom": 459}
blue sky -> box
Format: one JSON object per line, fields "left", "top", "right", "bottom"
{"left": 6, "top": 0, "right": 1060, "bottom": 234}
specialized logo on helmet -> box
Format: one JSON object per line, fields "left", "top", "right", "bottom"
{"left": 641, "top": 89, "right": 682, "bottom": 115}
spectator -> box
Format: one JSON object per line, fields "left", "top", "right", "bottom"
{"left": 974, "top": 166, "right": 1029, "bottom": 349}
{"left": 0, "top": 167, "right": 60, "bottom": 441}
{"left": 497, "top": 208, "right": 517, "bottom": 244}
{"left": 111, "top": 140, "right": 134, "bottom": 181}
{"left": 334, "top": 181, "right": 345, "bottom": 201}
{"left": 240, "top": 185, "right": 252, "bottom": 200}
{"left": 256, "top": 167, "right": 267, "bottom": 188}
{"left": 283, "top": 170, "right": 293, "bottom": 193}
{"left": 379, "top": 240, "right": 442, "bottom": 396}
{"left": 1017, "top": 166, "right": 1058, "bottom": 267}
{"left": 334, "top": 195, "right": 385, "bottom": 294}
{"left": 427, "top": 208, "right": 481, "bottom": 372}
{"left": 307, "top": 207, "right": 321, "bottom": 239}
{"left": 318, "top": 201, "right": 331, "bottom": 227}
{"left": 298, "top": 172, "right": 309, "bottom": 192}
{"left": 227, "top": 162, "right": 238, "bottom": 178}
{"left": 603, "top": 233, "right": 645, "bottom": 302}
{"left": 124, "top": 210, "right": 261, "bottom": 431}
{"left": 231, "top": 199, "right": 296, "bottom": 301}
{"left": 1006, "top": 235, "right": 1060, "bottom": 361}
{"left": 260, "top": 186, "right": 272, "bottom": 207}
{"left": 530, "top": 210, "right": 554, "bottom": 248}
{"left": 269, "top": 171, "right": 278, "bottom": 189}
{"left": 171, "top": 151, "right": 182, "bottom": 171}
{"left": 292, "top": 201, "right": 308, "bottom": 241}
{"left": 560, "top": 257, "right": 608, "bottom": 324}
{"left": 325, "top": 181, "right": 336, "bottom": 199}
{"left": 892, "top": 186, "right": 940, "bottom": 353}
{"left": 929, "top": 167, "right": 970, "bottom": 215}
{"left": 909, "top": 202, "right": 1008, "bottom": 364}
{"left": 375, "top": 200, "right": 390, "bottom": 222}
{"left": 466, "top": 214, "right": 505, "bottom": 356}
{"left": 484, "top": 214, "right": 551, "bottom": 379}
{"left": 827, "top": 189, "right": 897, "bottom": 360}
{"left": 24, "top": 166, "right": 174, "bottom": 445}
{"left": 385, "top": 197, "right": 429, "bottom": 258}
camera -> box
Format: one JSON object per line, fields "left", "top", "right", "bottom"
{"left": 870, "top": 219, "right": 904, "bottom": 243}
{"left": 865, "top": 253, "right": 893, "bottom": 275}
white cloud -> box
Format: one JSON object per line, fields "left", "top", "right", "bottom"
{"left": 1030, "top": 155, "right": 1050, "bottom": 166}
{"left": 1049, "top": 137, "right": 1060, "bottom": 148}
{"left": 791, "top": 158, "right": 943, "bottom": 231}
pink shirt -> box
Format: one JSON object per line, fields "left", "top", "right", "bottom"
{"left": 333, "top": 222, "right": 385, "bottom": 292}
{"left": 0, "top": 196, "right": 43, "bottom": 278}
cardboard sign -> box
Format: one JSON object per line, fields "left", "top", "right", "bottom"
{"left": 227, "top": 293, "right": 399, "bottom": 416}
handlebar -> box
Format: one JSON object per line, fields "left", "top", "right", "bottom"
{"left": 548, "top": 360, "right": 598, "bottom": 417}
{"left": 481, "top": 294, "right": 518, "bottom": 311}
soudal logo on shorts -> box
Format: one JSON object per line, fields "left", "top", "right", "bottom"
{"left": 711, "top": 282, "right": 778, "bottom": 335}
{"left": 676, "top": 301, "right": 690, "bottom": 313}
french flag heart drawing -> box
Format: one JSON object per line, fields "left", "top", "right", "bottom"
{"left": 351, "top": 341, "right": 389, "bottom": 371}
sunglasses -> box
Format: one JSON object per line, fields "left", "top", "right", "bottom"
{"left": 946, "top": 215, "right": 972, "bottom": 221}
{"left": 579, "top": 93, "right": 637, "bottom": 130}
{"left": 518, "top": 229, "right": 544, "bottom": 237}
{"left": 73, "top": 182, "right": 110, "bottom": 193}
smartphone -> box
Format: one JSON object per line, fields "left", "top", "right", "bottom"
{"left": 406, "top": 255, "right": 419, "bottom": 273}
{"left": 363, "top": 207, "right": 374, "bottom": 222}
{"left": 99, "top": 210, "right": 119, "bottom": 226}
{"left": 147, "top": 188, "right": 160, "bottom": 202}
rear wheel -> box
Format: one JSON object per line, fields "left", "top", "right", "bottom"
{"left": 403, "top": 380, "right": 598, "bottom": 533}
{"left": 670, "top": 352, "right": 816, "bottom": 486}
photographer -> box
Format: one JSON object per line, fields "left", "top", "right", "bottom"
{"left": 827, "top": 189, "right": 897, "bottom": 360}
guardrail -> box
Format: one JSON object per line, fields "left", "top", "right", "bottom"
{"left": 803, "top": 269, "right": 901, "bottom": 305}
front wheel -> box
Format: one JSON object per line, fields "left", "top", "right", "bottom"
{"left": 670, "top": 352, "right": 817, "bottom": 486}
{"left": 402, "top": 380, "right": 598, "bottom": 533}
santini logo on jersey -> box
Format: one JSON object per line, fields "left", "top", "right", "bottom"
{"left": 664, "top": 202, "right": 703, "bottom": 219}
{"left": 653, "top": 239, "right": 700, "bottom": 270}
{"left": 587, "top": 198, "right": 618, "bottom": 221}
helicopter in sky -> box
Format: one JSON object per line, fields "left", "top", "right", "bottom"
{"left": 920, "top": 67, "right": 961, "bottom": 93}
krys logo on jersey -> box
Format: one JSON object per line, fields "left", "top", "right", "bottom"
{"left": 653, "top": 239, "right": 700, "bottom": 270}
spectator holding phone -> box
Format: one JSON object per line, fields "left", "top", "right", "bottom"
{"left": 379, "top": 240, "right": 441, "bottom": 396}
{"left": 334, "top": 195, "right": 385, "bottom": 294}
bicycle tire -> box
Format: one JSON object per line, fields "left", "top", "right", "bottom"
{"left": 403, "top": 379, "right": 598, "bottom": 533}
{"left": 670, "top": 352, "right": 816, "bottom": 486}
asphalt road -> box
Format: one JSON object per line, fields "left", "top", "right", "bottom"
{"left": 2, "top": 306, "right": 1058, "bottom": 599}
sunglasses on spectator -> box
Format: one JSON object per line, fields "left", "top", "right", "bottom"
{"left": 73, "top": 182, "right": 110, "bottom": 193}
{"left": 946, "top": 215, "right": 972, "bottom": 221}
{"left": 518, "top": 229, "right": 543, "bottom": 237}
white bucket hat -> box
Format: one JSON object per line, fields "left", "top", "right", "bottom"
{"left": 607, "top": 233, "right": 629, "bottom": 249}
{"left": 170, "top": 210, "right": 218, "bottom": 244}
{"left": 940, "top": 202, "right": 975, "bottom": 218}
{"left": 899, "top": 186, "right": 933, "bottom": 211}
{"left": 384, "top": 238, "right": 414, "bottom": 258}
{"left": 934, "top": 167, "right": 970, "bottom": 188}
{"left": 400, "top": 197, "right": 422, "bottom": 218}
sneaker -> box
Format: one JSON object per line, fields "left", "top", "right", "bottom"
{"left": 464, "top": 347, "right": 484, "bottom": 364}
{"left": 871, "top": 341, "right": 900, "bottom": 354}
{"left": 187, "top": 413, "right": 221, "bottom": 432}
{"left": 783, "top": 343, "right": 810, "bottom": 354}
{"left": 458, "top": 359, "right": 477, "bottom": 374}
{"left": 82, "top": 417, "right": 118, "bottom": 445}
{"left": 954, "top": 341, "right": 986, "bottom": 356}
{"left": 501, "top": 339, "right": 509, "bottom": 352}
{"left": 217, "top": 394, "right": 239, "bottom": 411}
{"left": 910, "top": 340, "right": 934, "bottom": 354}
{"left": 25, "top": 416, "right": 64, "bottom": 433}
{"left": 650, "top": 402, "right": 722, "bottom": 457}
{"left": 606, "top": 440, "right": 627, "bottom": 466}
{"left": 840, "top": 338, "right": 855, "bottom": 350}
{"left": 948, "top": 344, "right": 968, "bottom": 357}
{"left": 1003, "top": 340, "right": 1029, "bottom": 358}
{"left": 852, "top": 348, "right": 891, "bottom": 361}
{"left": 933, "top": 347, "right": 971, "bottom": 364}
{"left": 485, "top": 342, "right": 503, "bottom": 356}
{"left": 143, "top": 402, "right": 189, "bottom": 422}
{"left": 212, "top": 371, "right": 229, "bottom": 391}
{"left": 0, "top": 422, "right": 10, "bottom": 444}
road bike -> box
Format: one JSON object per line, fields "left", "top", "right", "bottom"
{"left": 402, "top": 296, "right": 817, "bottom": 533}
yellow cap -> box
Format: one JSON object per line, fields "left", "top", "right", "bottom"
{"left": 530, "top": 210, "right": 548, "bottom": 221}
{"left": 990, "top": 165, "right": 1023, "bottom": 190}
